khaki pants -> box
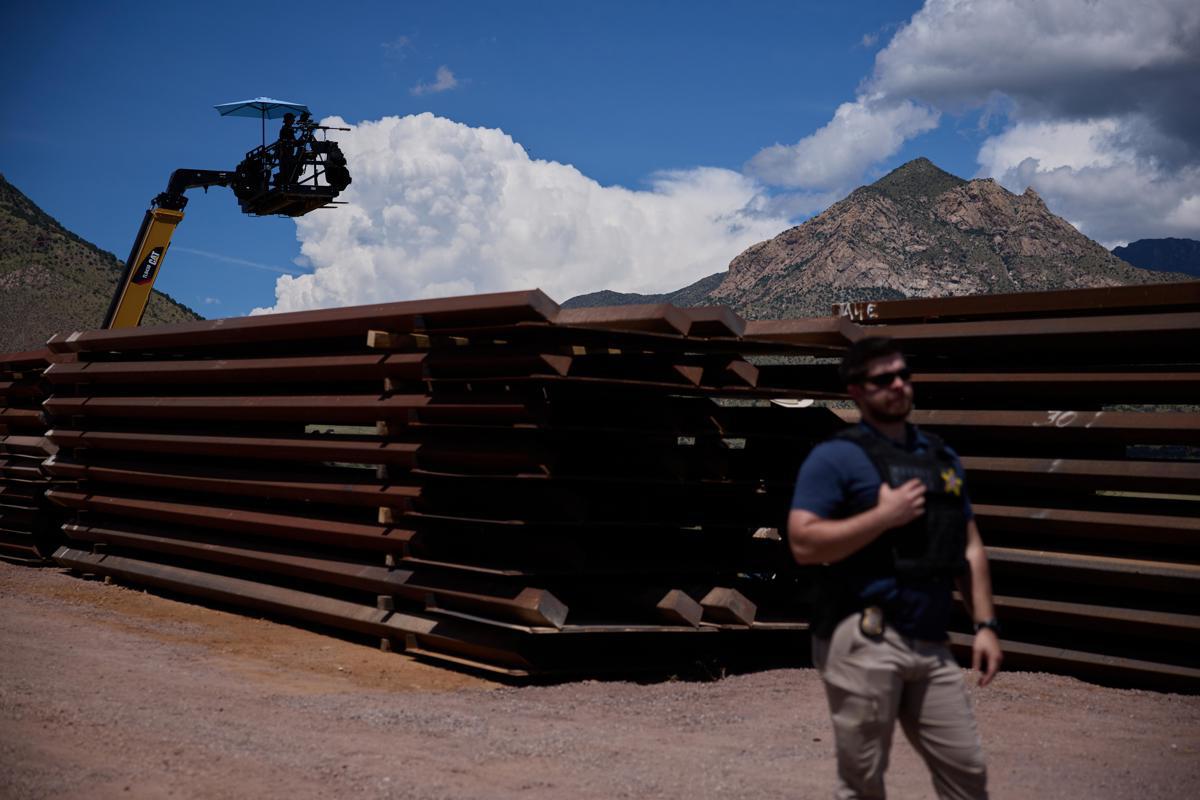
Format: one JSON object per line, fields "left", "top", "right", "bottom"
{"left": 812, "top": 613, "right": 988, "bottom": 800}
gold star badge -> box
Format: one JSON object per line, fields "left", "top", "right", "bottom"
{"left": 941, "top": 468, "right": 963, "bottom": 496}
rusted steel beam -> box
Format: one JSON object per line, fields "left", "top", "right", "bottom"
{"left": 907, "top": 371, "right": 1200, "bottom": 406}
{"left": 437, "top": 370, "right": 847, "bottom": 401}
{"left": 552, "top": 353, "right": 739, "bottom": 387}
{"left": 53, "top": 547, "right": 536, "bottom": 673}
{"left": 544, "top": 621, "right": 757, "bottom": 634}
{"left": 0, "top": 348, "right": 52, "bottom": 369}
{"left": 653, "top": 589, "right": 704, "bottom": 627}
{"left": 551, "top": 585, "right": 717, "bottom": 628}
{"left": 0, "top": 380, "right": 46, "bottom": 399}
{"left": 981, "top": 593, "right": 1200, "bottom": 640}
{"left": 0, "top": 481, "right": 42, "bottom": 499}
{"left": 44, "top": 352, "right": 580, "bottom": 385}
{"left": 0, "top": 529, "right": 37, "bottom": 545}
{"left": 47, "top": 490, "right": 415, "bottom": 552}
{"left": 424, "top": 587, "right": 568, "bottom": 629}
{"left": 742, "top": 317, "right": 862, "bottom": 348}
{"left": 366, "top": 330, "right": 471, "bottom": 350}
{"left": 0, "top": 463, "right": 42, "bottom": 481}
{"left": 875, "top": 311, "right": 1200, "bottom": 350}
{"left": 705, "top": 405, "right": 847, "bottom": 439}
{"left": 683, "top": 306, "right": 746, "bottom": 338}
{"left": 708, "top": 359, "right": 760, "bottom": 388}
{"left": 833, "top": 280, "right": 1200, "bottom": 324}
{"left": 0, "top": 435, "right": 55, "bottom": 456}
{"left": 394, "top": 523, "right": 788, "bottom": 580}
{"left": 46, "top": 432, "right": 545, "bottom": 475}
{"left": 553, "top": 618, "right": 807, "bottom": 634}
{"left": 986, "top": 545, "right": 1200, "bottom": 592}
{"left": 0, "top": 536, "right": 41, "bottom": 559}
{"left": 835, "top": 408, "right": 1200, "bottom": 445}
{"left": 0, "top": 512, "right": 38, "bottom": 529}
{"left": 63, "top": 524, "right": 568, "bottom": 628}
{"left": 0, "top": 506, "right": 35, "bottom": 527}
{"left": 413, "top": 444, "right": 552, "bottom": 474}
{"left": 946, "top": 632, "right": 1200, "bottom": 688}
{"left": 0, "top": 407, "right": 43, "bottom": 430}
{"left": 423, "top": 352, "right": 571, "bottom": 378}
{"left": 751, "top": 364, "right": 843, "bottom": 394}
{"left": 400, "top": 354, "right": 708, "bottom": 388}
{"left": 45, "top": 430, "right": 421, "bottom": 465}
{"left": 44, "top": 459, "right": 421, "bottom": 508}
{"left": 429, "top": 373, "right": 676, "bottom": 396}
{"left": 42, "top": 395, "right": 533, "bottom": 424}
{"left": 0, "top": 452, "right": 44, "bottom": 468}
{"left": 0, "top": 491, "right": 38, "bottom": 510}
{"left": 973, "top": 504, "right": 1200, "bottom": 545}
{"left": 541, "top": 304, "right": 749, "bottom": 340}
{"left": 556, "top": 304, "right": 694, "bottom": 336}
{"left": 416, "top": 475, "right": 792, "bottom": 512}
{"left": 45, "top": 290, "right": 560, "bottom": 354}
{"left": 409, "top": 454, "right": 777, "bottom": 492}
{"left": 408, "top": 317, "right": 814, "bottom": 356}
{"left": 961, "top": 456, "right": 1200, "bottom": 493}
{"left": 43, "top": 354, "right": 428, "bottom": 385}
{"left": 699, "top": 587, "right": 757, "bottom": 626}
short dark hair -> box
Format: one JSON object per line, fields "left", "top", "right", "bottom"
{"left": 838, "top": 336, "right": 904, "bottom": 385}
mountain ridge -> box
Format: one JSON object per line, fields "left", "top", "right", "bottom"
{"left": 0, "top": 174, "right": 201, "bottom": 353}
{"left": 1112, "top": 238, "right": 1200, "bottom": 278}
{"left": 565, "top": 158, "right": 1181, "bottom": 316}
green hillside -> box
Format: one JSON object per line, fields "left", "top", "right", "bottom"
{"left": 0, "top": 173, "right": 201, "bottom": 353}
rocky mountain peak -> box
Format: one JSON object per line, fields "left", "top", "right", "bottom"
{"left": 564, "top": 158, "right": 1179, "bottom": 318}
{"left": 703, "top": 159, "right": 1176, "bottom": 318}
{"left": 865, "top": 157, "right": 967, "bottom": 204}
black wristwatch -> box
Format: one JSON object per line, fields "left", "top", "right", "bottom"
{"left": 973, "top": 618, "right": 1001, "bottom": 635}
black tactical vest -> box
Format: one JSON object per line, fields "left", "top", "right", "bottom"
{"left": 811, "top": 425, "right": 969, "bottom": 637}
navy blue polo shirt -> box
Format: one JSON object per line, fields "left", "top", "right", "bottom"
{"left": 792, "top": 422, "right": 972, "bottom": 640}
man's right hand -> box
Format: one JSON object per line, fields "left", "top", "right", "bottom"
{"left": 788, "top": 478, "right": 927, "bottom": 565}
{"left": 876, "top": 478, "right": 926, "bottom": 528}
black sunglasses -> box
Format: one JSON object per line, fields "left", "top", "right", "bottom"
{"left": 863, "top": 368, "right": 912, "bottom": 388}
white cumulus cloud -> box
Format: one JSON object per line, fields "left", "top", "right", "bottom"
{"left": 254, "top": 114, "right": 788, "bottom": 314}
{"left": 872, "top": 0, "right": 1200, "bottom": 151}
{"left": 976, "top": 119, "right": 1122, "bottom": 173}
{"left": 748, "top": 0, "right": 1200, "bottom": 244}
{"left": 746, "top": 99, "right": 939, "bottom": 190}
{"left": 411, "top": 66, "right": 460, "bottom": 96}
{"left": 979, "top": 119, "right": 1200, "bottom": 245}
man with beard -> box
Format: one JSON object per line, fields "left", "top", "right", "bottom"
{"left": 788, "top": 336, "right": 1002, "bottom": 800}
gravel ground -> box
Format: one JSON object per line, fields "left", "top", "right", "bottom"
{"left": 1, "top": 560, "right": 1197, "bottom": 800}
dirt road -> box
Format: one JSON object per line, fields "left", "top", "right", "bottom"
{"left": 2, "top": 560, "right": 1197, "bottom": 799}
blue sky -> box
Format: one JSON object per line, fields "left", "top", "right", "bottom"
{"left": 3, "top": 1, "right": 1197, "bottom": 317}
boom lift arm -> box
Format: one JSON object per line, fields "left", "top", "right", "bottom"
{"left": 103, "top": 112, "right": 352, "bottom": 329}
{"left": 103, "top": 170, "right": 236, "bottom": 329}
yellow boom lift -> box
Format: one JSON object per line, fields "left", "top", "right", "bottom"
{"left": 104, "top": 99, "right": 352, "bottom": 328}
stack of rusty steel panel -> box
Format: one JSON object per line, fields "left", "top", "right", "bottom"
{"left": 820, "top": 280, "right": 1200, "bottom": 689}
{"left": 41, "top": 290, "right": 855, "bottom": 676}
{"left": 0, "top": 348, "right": 64, "bottom": 562}
{"left": 28, "top": 278, "right": 1200, "bottom": 688}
